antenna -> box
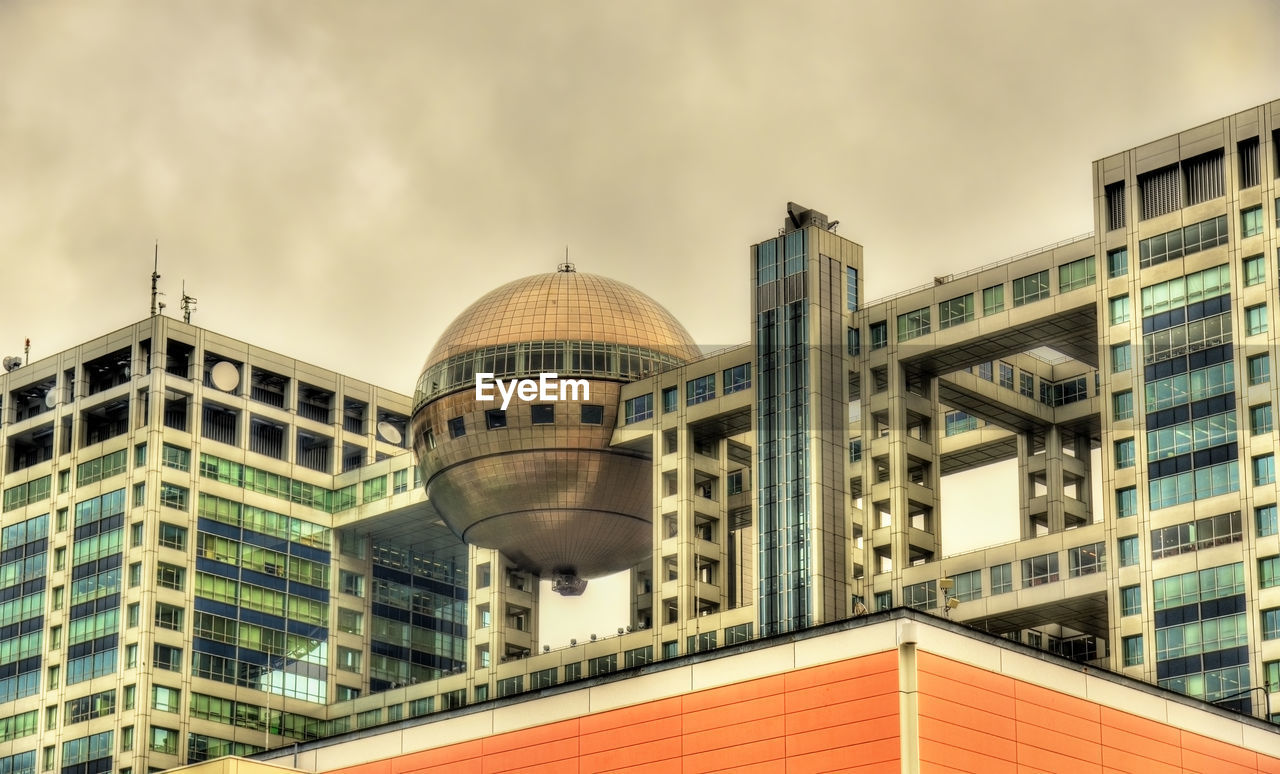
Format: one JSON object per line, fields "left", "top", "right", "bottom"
{"left": 23, "top": 338, "right": 30, "bottom": 366}
{"left": 180, "top": 281, "right": 197, "bottom": 324}
{"left": 557, "top": 246, "right": 575, "bottom": 274}
{"left": 150, "top": 242, "right": 161, "bottom": 316}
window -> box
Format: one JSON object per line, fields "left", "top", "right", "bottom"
{"left": 990, "top": 563, "right": 1012, "bottom": 595}
{"left": 153, "top": 644, "right": 181, "bottom": 672}
{"left": 1116, "top": 487, "right": 1137, "bottom": 518}
{"left": 896, "top": 306, "right": 932, "bottom": 341}
{"left": 531, "top": 404, "right": 554, "bottom": 424}
{"left": 723, "top": 364, "right": 750, "bottom": 394}
{"left": 1114, "top": 438, "right": 1135, "bottom": 469}
{"left": 1260, "top": 556, "right": 1280, "bottom": 589}
{"left": 982, "top": 285, "right": 1004, "bottom": 315}
{"left": 156, "top": 563, "right": 184, "bottom": 591}
{"left": 1139, "top": 215, "right": 1228, "bottom": 268}
{"left": 1019, "top": 371, "right": 1034, "bottom": 398}
{"left": 160, "top": 444, "right": 190, "bottom": 472}
{"left": 337, "top": 647, "right": 362, "bottom": 673}
{"left": 158, "top": 483, "right": 188, "bottom": 510}
{"left": 1244, "top": 254, "right": 1265, "bottom": 286}
{"left": 1058, "top": 256, "right": 1095, "bottom": 292}
{"left": 874, "top": 591, "right": 892, "bottom": 611}
{"left": 1252, "top": 404, "right": 1273, "bottom": 435}
{"left": 1259, "top": 505, "right": 1278, "bottom": 537}
{"left": 155, "top": 603, "right": 183, "bottom": 631}
{"left": 1110, "top": 343, "right": 1131, "bottom": 373}
{"left": 686, "top": 375, "right": 715, "bottom": 405}
{"left": 1249, "top": 354, "right": 1271, "bottom": 385}
{"left": 1121, "top": 586, "right": 1141, "bottom": 616}
{"left": 1113, "top": 391, "right": 1133, "bottom": 421}
{"left": 1247, "top": 304, "right": 1269, "bottom": 336}
{"left": 1265, "top": 608, "right": 1280, "bottom": 640}
{"left": 662, "top": 387, "right": 677, "bottom": 414}
{"left": 938, "top": 294, "right": 973, "bottom": 329}
{"left": 1242, "top": 205, "right": 1263, "bottom": 238}
{"left": 1022, "top": 553, "right": 1059, "bottom": 587}
{"left": 149, "top": 727, "right": 179, "bottom": 755}
{"left": 338, "top": 608, "right": 363, "bottom": 634}
{"left": 447, "top": 417, "right": 465, "bottom": 438}
{"left": 1012, "top": 270, "right": 1049, "bottom": 306}
{"left": 624, "top": 394, "right": 653, "bottom": 424}
{"left": 130, "top": 522, "right": 143, "bottom": 547}
{"left": 392, "top": 469, "right": 408, "bottom": 494}
{"left": 998, "top": 361, "right": 1014, "bottom": 390}
{"left": 128, "top": 562, "right": 141, "bottom": 588}
{"left": 1107, "top": 247, "right": 1128, "bottom": 278}
{"left": 339, "top": 570, "right": 364, "bottom": 597}
{"left": 580, "top": 405, "right": 604, "bottom": 425}
{"left": 1254, "top": 454, "right": 1276, "bottom": 486}
{"left": 869, "top": 321, "right": 887, "bottom": 349}
{"left": 1268, "top": 660, "right": 1280, "bottom": 695}
{"left": 151, "top": 685, "right": 180, "bottom": 713}
{"left": 157, "top": 522, "right": 186, "bottom": 550}
{"left": 1118, "top": 536, "right": 1139, "bottom": 567}
{"left": 484, "top": 410, "right": 506, "bottom": 429}
{"left": 845, "top": 265, "right": 859, "bottom": 311}
{"left": 951, "top": 570, "right": 981, "bottom": 602}
{"left": 1109, "top": 295, "right": 1130, "bottom": 325}
{"left": 1122, "top": 635, "right": 1143, "bottom": 667}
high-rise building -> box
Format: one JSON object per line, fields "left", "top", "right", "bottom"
{"left": 0, "top": 98, "right": 1278, "bottom": 774}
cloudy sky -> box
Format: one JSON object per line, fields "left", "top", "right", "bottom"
{"left": 3, "top": 1, "right": 1278, "bottom": 390}
{"left": 3, "top": 1, "right": 1279, "bottom": 641}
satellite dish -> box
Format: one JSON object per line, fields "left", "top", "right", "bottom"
{"left": 1, "top": 356, "right": 19, "bottom": 372}
{"left": 209, "top": 361, "right": 239, "bottom": 392}
{"left": 44, "top": 390, "right": 57, "bottom": 409}
{"left": 376, "top": 421, "right": 402, "bottom": 444}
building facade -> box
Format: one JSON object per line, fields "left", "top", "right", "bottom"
{"left": 0, "top": 98, "right": 1278, "bottom": 774}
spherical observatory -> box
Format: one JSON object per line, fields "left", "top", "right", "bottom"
{"left": 410, "top": 267, "right": 699, "bottom": 595}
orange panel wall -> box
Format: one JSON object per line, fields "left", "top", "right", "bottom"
{"left": 917, "top": 652, "right": 1280, "bottom": 774}
{"left": 324, "top": 649, "right": 900, "bottom": 774}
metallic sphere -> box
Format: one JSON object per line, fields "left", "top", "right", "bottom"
{"left": 411, "top": 268, "right": 698, "bottom": 589}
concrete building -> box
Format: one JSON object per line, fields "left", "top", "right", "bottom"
{"left": 0, "top": 98, "right": 1278, "bottom": 774}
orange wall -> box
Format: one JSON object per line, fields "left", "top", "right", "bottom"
{"left": 325, "top": 649, "right": 901, "bottom": 774}
{"left": 917, "top": 652, "right": 1280, "bottom": 774}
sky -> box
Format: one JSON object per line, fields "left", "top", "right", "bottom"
{"left": 3, "top": 1, "right": 1278, "bottom": 644}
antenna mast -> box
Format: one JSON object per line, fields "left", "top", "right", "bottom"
{"left": 150, "top": 241, "right": 162, "bottom": 316}
{"left": 180, "top": 281, "right": 197, "bottom": 324}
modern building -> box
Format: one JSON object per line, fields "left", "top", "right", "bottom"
{"left": 0, "top": 97, "right": 1278, "bottom": 774}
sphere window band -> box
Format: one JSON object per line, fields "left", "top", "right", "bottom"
{"left": 413, "top": 340, "right": 688, "bottom": 411}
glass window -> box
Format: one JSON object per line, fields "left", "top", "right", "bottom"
{"left": 1121, "top": 585, "right": 1141, "bottom": 616}
{"left": 484, "top": 409, "right": 506, "bottom": 429}
{"left": 846, "top": 266, "right": 858, "bottom": 311}
{"left": 1260, "top": 556, "right": 1280, "bottom": 589}
{"left": 1254, "top": 454, "right": 1276, "bottom": 486}
{"left": 1251, "top": 404, "right": 1273, "bottom": 435}
{"left": 1109, "top": 295, "right": 1130, "bottom": 325}
{"left": 952, "top": 570, "right": 982, "bottom": 602}
{"left": 990, "top": 563, "right": 1012, "bottom": 595}
{"left": 447, "top": 417, "right": 465, "bottom": 438}
{"left": 869, "top": 321, "right": 887, "bottom": 350}
{"left": 1244, "top": 254, "right": 1265, "bottom": 286}
{"left": 1022, "top": 553, "right": 1059, "bottom": 587}
{"left": 151, "top": 685, "right": 180, "bottom": 713}
{"left": 938, "top": 294, "right": 973, "bottom": 329}
{"left": 1058, "top": 257, "right": 1095, "bottom": 292}
{"left": 1116, "top": 487, "right": 1137, "bottom": 518}
{"left": 1114, "top": 391, "right": 1135, "bottom": 420}
{"left": 1012, "top": 270, "right": 1050, "bottom": 306}
{"left": 149, "top": 727, "right": 179, "bottom": 755}
{"left": 158, "top": 483, "right": 188, "bottom": 510}
{"left": 337, "top": 646, "right": 362, "bottom": 673}
{"left": 157, "top": 522, "right": 186, "bottom": 550}
{"left": 154, "top": 603, "right": 183, "bottom": 631}
{"left": 661, "top": 387, "right": 677, "bottom": 414}
{"left": 723, "top": 364, "right": 751, "bottom": 394}
{"left": 1259, "top": 505, "right": 1278, "bottom": 537}
{"left": 1242, "top": 205, "right": 1263, "bottom": 238}
{"left": 580, "top": 405, "right": 604, "bottom": 425}
{"left": 624, "top": 394, "right": 653, "bottom": 424}
{"left": 1122, "top": 635, "right": 1143, "bottom": 666}
{"left": 1249, "top": 354, "right": 1271, "bottom": 385}
{"left": 1110, "top": 343, "right": 1131, "bottom": 373}
{"left": 686, "top": 374, "right": 715, "bottom": 405}
{"left": 1246, "top": 303, "right": 1270, "bottom": 336}
{"left": 1264, "top": 608, "right": 1280, "bottom": 640}
{"left": 1068, "top": 543, "right": 1105, "bottom": 577}
{"left": 1107, "top": 247, "right": 1128, "bottom": 278}
{"left": 1118, "top": 536, "right": 1139, "bottom": 567}
{"left": 998, "top": 362, "right": 1014, "bottom": 390}
{"left": 1114, "top": 438, "right": 1135, "bottom": 469}
{"left": 1019, "top": 371, "right": 1034, "bottom": 398}
{"left": 897, "top": 307, "right": 930, "bottom": 341}
{"left": 982, "top": 285, "right": 1004, "bottom": 315}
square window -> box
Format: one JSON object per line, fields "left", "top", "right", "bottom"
{"left": 1247, "top": 304, "right": 1269, "bottom": 336}
{"left": 1244, "top": 254, "right": 1265, "bottom": 286}
{"left": 1249, "top": 354, "right": 1271, "bottom": 385}
{"left": 485, "top": 409, "right": 507, "bottom": 429}
{"left": 448, "top": 417, "right": 466, "bottom": 438}
{"left": 1118, "top": 536, "right": 1139, "bottom": 567}
{"left": 1012, "top": 270, "right": 1050, "bottom": 306}
{"left": 1122, "top": 635, "right": 1143, "bottom": 666}
{"left": 531, "top": 404, "right": 555, "bottom": 424}
{"left": 1251, "top": 404, "right": 1273, "bottom": 435}
{"left": 1109, "top": 295, "right": 1130, "bottom": 325}
{"left": 686, "top": 374, "right": 716, "bottom": 405}
{"left": 157, "top": 522, "right": 186, "bottom": 550}
{"left": 580, "top": 405, "right": 604, "bottom": 425}
{"left": 1121, "top": 585, "right": 1141, "bottom": 616}
{"left": 1113, "top": 391, "right": 1133, "bottom": 421}
{"left": 1110, "top": 343, "right": 1131, "bottom": 373}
